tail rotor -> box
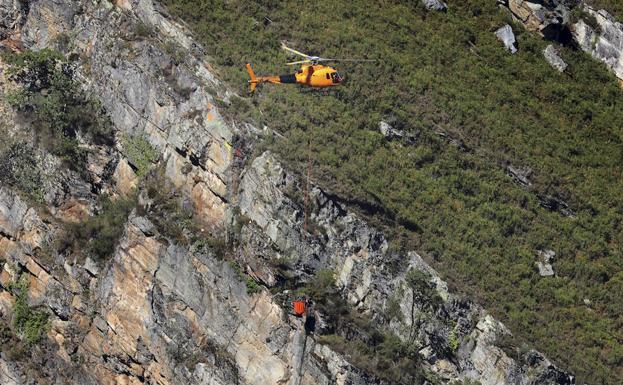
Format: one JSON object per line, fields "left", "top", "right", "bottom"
{"left": 246, "top": 63, "right": 258, "bottom": 92}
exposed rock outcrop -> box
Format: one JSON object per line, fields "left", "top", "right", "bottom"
{"left": 500, "top": 1, "right": 623, "bottom": 80}
{"left": 507, "top": 165, "right": 533, "bottom": 187}
{"left": 237, "top": 152, "right": 575, "bottom": 385}
{"left": 573, "top": 7, "right": 623, "bottom": 80}
{"left": 379, "top": 121, "right": 404, "bottom": 140}
{"left": 502, "top": 0, "right": 573, "bottom": 39}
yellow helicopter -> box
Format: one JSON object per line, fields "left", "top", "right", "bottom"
{"left": 246, "top": 43, "right": 374, "bottom": 92}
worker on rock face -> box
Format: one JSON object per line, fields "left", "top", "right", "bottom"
{"left": 292, "top": 296, "right": 316, "bottom": 334}
{"left": 304, "top": 300, "right": 316, "bottom": 335}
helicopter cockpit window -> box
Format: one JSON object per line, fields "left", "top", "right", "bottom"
{"left": 331, "top": 72, "right": 342, "bottom": 84}
{"left": 326, "top": 73, "right": 330, "bottom": 80}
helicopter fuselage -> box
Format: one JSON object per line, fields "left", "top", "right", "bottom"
{"left": 246, "top": 63, "right": 343, "bottom": 92}
{"left": 292, "top": 65, "right": 343, "bottom": 87}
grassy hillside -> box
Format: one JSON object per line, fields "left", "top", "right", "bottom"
{"left": 161, "top": 1, "right": 623, "bottom": 383}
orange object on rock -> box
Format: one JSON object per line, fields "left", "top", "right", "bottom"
{"left": 293, "top": 300, "right": 306, "bottom": 317}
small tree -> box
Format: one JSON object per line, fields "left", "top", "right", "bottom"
{"left": 406, "top": 268, "right": 442, "bottom": 311}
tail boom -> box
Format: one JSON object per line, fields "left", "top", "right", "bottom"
{"left": 246, "top": 63, "right": 285, "bottom": 92}
{"left": 246, "top": 63, "right": 259, "bottom": 92}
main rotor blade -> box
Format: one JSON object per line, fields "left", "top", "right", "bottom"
{"left": 286, "top": 60, "right": 312, "bottom": 65}
{"left": 316, "top": 58, "right": 377, "bottom": 62}
{"left": 281, "top": 42, "right": 311, "bottom": 59}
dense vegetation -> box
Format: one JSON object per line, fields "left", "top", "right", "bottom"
{"left": 161, "top": 1, "right": 623, "bottom": 383}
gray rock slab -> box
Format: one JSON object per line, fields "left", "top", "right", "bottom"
{"left": 544, "top": 44, "right": 568, "bottom": 72}
{"left": 495, "top": 24, "right": 518, "bottom": 54}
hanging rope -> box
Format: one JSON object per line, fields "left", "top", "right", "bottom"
{"left": 303, "top": 138, "right": 312, "bottom": 239}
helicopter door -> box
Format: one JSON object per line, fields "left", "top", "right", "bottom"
{"left": 279, "top": 74, "right": 297, "bottom": 84}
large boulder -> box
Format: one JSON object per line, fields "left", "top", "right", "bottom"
{"left": 422, "top": 0, "right": 447, "bottom": 12}
{"left": 544, "top": 44, "right": 568, "bottom": 72}
{"left": 379, "top": 121, "right": 405, "bottom": 140}
{"left": 537, "top": 249, "right": 556, "bottom": 277}
{"left": 495, "top": 24, "right": 518, "bottom": 53}
{"left": 503, "top": 0, "right": 572, "bottom": 38}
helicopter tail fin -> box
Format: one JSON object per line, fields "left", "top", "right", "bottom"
{"left": 246, "top": 63, "right": 258, "bottom": 92}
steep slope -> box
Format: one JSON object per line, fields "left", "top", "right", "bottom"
{"left": 0, "top": 1, "right": 576, "bottom": 385}
{"left": 160, "top": 1, "right": 623, "bottom": 383}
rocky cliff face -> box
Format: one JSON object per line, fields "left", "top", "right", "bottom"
{"left": 501, "top": 0, "right": 623, "bottom": 81}
{"left": 572, "top": 6, "right": 623, "bottom": 80}
{"left": 0, "top": 1, "right": 576, "bottom": 384}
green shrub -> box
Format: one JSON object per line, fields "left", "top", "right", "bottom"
{"left": 451, "top": 380, "right": 483, "bottom": 385}
{"left": 585, "top": 1, "right": 623, "bottom": 20}
{"left": 8, "top": 279, "right": 48, "bottom": 345}
{"left": 3, "top": 341, "right": 29, "bottom": 361}
{"left": 386, "top": 292, "right": 404, "bottom": 322}
{"left": 448, "top": 328, "right": 460, "bottom": 352}
{"left": 161, "top": 40, "right": 185, "bottom": 65}
{"left": 245, "top": 276, "right": 262, "bottom": 294}
{"left": 306, "top": 268, "right": 335, "bottom": 299}
{"left": 570, "top": 7, "right": 602, "bottom": 34}
{"left": 166, "top": 342, "right": 204, "bottom": 370}
{"left": 133, "top": 21, "right": 154, "bottom": 40}
{"left": 228, "top": 260, "right": 262, "bottom": 294}
{"left": 122, "top": 134, "right": 159, "bottom": 178}
{"left": 194, "top": 235, "right": 230, "bottom": 259}
{"left": 141, "top": 172, "right": 193, "bottom": 244}
{"left": 0, "top": 318, "right": 12, "bottom": 345}
{"left": 406, "top": 268, "right": 442, "bottom": 310}
{"left": 0, "top": 142, "right": 45, "bottom": 202}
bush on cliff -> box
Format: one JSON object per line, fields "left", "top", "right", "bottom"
{"left": 7, "top": 279, "right": 48, "bottom": 345}
{"left": 0, "top": 142, "right": 45, "bottom": 203}
{"left": 2, "top": 49, "right": 113, "bottom": 170}
{"left": 62, "top": 195, "right": 137, "bottom": 261}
